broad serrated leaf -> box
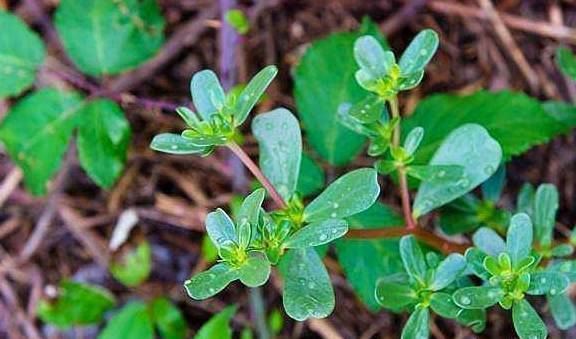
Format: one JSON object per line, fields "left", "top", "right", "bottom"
{"left": 430, "top": 253, "right": 466, "bottom": 291}
{"left": 55, "top": 0, "right": 164, "bottom": 76}
{"left": 0, "top": 88, "right": 83, "bottom": 195}
{"left": 150, "top": 133, "right": 208, "bottom": 155}
{"left": 398, "top": 29, "right": 439, "bottom": 75}
{"left": 430, "top": 292, "right": 460, "bottom": 319}
{"left": 527, "top": 271, "right": 569, "bottom": 296}
{"left": 98, "top": 301, "right": 154, "bottom": 339}
{"left": 548, "top": 292, "right": 576, "bottom": 330}
{"left": 512, "top": 299, "right": 547, "bottom": 339}
{"left": 402, "top": 91, "right": 567, "bottom": 164}
{"left": 453, "top": 286, "right": 504, "bottom": 309}
{"left": 401, "top": 307, "right": 429, "bottom": 339}
{"left": 110, "top": 240, "right": 151, "bottom": 287}
{"left": 238, "top": 253, "right": 270, "bottom": 287}
{"left": 506, "top": 213, "right": 533, "bottom": 268}
{"left": 77, "top": 99, "right": 130, "bottom": 188}
{"left": 205, "top": 209, "right": 236, "bottom": 248}
{"left": 184, "top": 263, "right": 239, "bottom": 300}
{"left": 234, "top": 65, "right": 277, "bottom": 125}
{"left": 293, "top": 19, "right": 388, "bottom": 165}
{"left": 37, "top": 280, "right": 116, "bottom": 328}
{"left": 279, "top": 248, "right": 334, "bottom": 321}
{"left": 374, "top": 279, "right": 418, "bottom": 311}
{"left": 413, "top": 124, "right": 502, "bottom": 217}
{"left": 399, "top": 235, "right": 427, "bottom": 283}
{"left": 296, "top": 154, "right": 325, "bottom": 197}
{"left": 556, "top": 46, "right": 576, "bottom": 80}
{"left": 190, "top": 70, "right": 226, "bottom": 119}
{"left": 304, "top": 168, "right": 379, "bottom": 222}
{"left": 284, "top": 219, "right": 348, "bottom": 248}
{"left": 472, "top": 227, "right": 506, "bottom": 257}
{"left": 150, "top": 298, "right": 187, "bottom": 339}
{"left": 335, "top": 202, "right": 403, "bottom": 310}
{"left": 533, "top": 184, "right": 558, "bottom": 247}
{"left": 252, "top": 108, "right": 302, "bottom": 200}
{"left": 0, "top": 11, "right": 45, "bottom": 98}
{"left": 195, "top": 306, "right": 236, "bottom": 339}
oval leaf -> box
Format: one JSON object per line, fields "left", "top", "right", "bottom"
{"left": 430, "top": 253, "right": 466, "bottom": 291}
{"left": 374, "top": 280, "right": 418, "bottom": 311}
{"left": 190, "top": 70, "right": 226, "bottom": 119}
{"left": 548, "top": 293, "right": 576, "bottom": 330}
{"left": 453, "top": 286, "right": 504, "bottom": 309}
{"left": 238, "top": 253, "right": 271, "bottom": 287}
{"left": 284, "top": 219, "right": 348, "bottom": 249}
{"left": 234, "top": 65, "right": 278, "bottom": 125}
{"left": 506, "top": 213, "right": 533, "bottom": 268}
{"left": 472, "top": 227, "right": 506, "bottom": 257}
{"left": 398, "top": 29, "right": 439, "bottom": 75}
{"left": 205, "top": 209, "right": 236, "bottom": 248}
{"left": 533, "top": 184, "right": 558, "bottom": 247}
{"left": 150, "top": 133, "right": 208, "bottom": 155}
{"left": 354, "top": 35, "right": 394, "bottom": 80}
{"left": 99, "top": 301, "right": 154, "bottom": 339}
{"left": 184, "top": 263, "right": 239, "bottom": 300}
{"left": 399, "top": 235, "right": 428, "bottom": 283}
{"left": 430, "top": 292, "right": 461, "bottom": 319}
{"left": 401, "top": 307, "right": 429, "bottom": 339}
{"left": 512, "top": 299, "right": 547, "bottom": 339}
{"left": 527, "top": 271, "right": 569, "bottom": 296}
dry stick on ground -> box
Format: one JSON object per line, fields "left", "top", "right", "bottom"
{"left": 381, "top": 0, "right": 428, "bottom": 36}
{"left": 477, "top": 0, "right": 540, "bottom": 93}
{"left": 0, "top": 278, "right": 42, "bottom": 339}
{"left": 0, "top": 167, "right": 23, "bottom": 208}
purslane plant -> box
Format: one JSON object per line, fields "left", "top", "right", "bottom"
{"left": 148, "top": 27, "right": 576, "bottom": 337}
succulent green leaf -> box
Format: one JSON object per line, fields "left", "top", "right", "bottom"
{"left": 184, "top": 263, "right": 239, "bottom": 300}
{"left": 399, "top": 235, "right": 427, "bottom": 283}
{"left": 181, "top": 130, "right": 228, "bottom": 147}
{"left": 349, "top": 94, "right": 385, "bottom": 123}
{"left": 37, "top": 280, "right": 116, "bottom": 328}
{"left": 430, "top": 253, "right": 466, "bottom": 291}
{"left": 527, "top": 271, "right": 569, "bottom": 296}
{"left": 205, "top": 208, "right": 237, "bottom": 248}
{"left": 413, "top": 124, "right": 502, "bottom": 217}
{"left": 402, "top": 91, "right": 567, "bottom": 164}
{"left": 77, "top": 99, "right": 131, "bottom": 188}
{"left": 533, "top": 184, "right": 558, "bottom": 247}
{"left": 472, "top": 227, "right": 505, "bottom": 257}
{"left": 0, "top": 88, "right": 84, "bottom": 195}
{"left": 150, "top": 298, "right": 187, "bottom": 339}
{"left": 398, "top": 29, "right": 439, "bottom": 75}
{"left": 430, "top": 292, "right": 460, "bottom": 319}
{"left": 403, "top": 127, "right": 424, "bottom": 156}
{"left": 175, "top": 107, "right": 201, "bottom": 128}
{"left": 465, "top": 248, "right": 490, "bottom": 280}
{"left": 453, "top": 286, "right": 504, "bottom": 309}
{"left": 110, "top": 240, "right": 152, "bottom": 287}
{"left": 398, "top": 70, "right": 424, "bottom": 90}
{"left": 456, "top": 309, "right": 486, "bottom": 333}
{"left": 294, "top": 19, "right": 387, "bottom": 165}
{"left": 506, "top": 213, "right": 533, "bottom": 268}
{"left": 512, "top": 299, "right": 547, "bottom": 339}
{"left": 98, "top": 301, "right": 154, "bottom": 339}
{"left": 406, "top": 165, "right": 463, "bottom": 183}
{"left": 234, "top": 65, "right": 278, "bottom": 125}
{"left": 238, "top": 253, "right": 271, "bottom": 287}
{"left": 354, "top": 35, "right": 394, "bottom": 80}
{"left": 401, "top": 307, "right": 429, "bottom": 339}
{"left": 0, "top": 11, "right": 45, "bottom": 98}
{"left": 284, "top": 219, "right": 348, "bottom": 249}
{"left": 190, "top": 70, "right": 226, "bottom": 119}
{"left": 151, "top": 133, "right": 209, "bottom": 155}
{"left": 224, "top": 9, "right": 250, "bottom": 35}
{"left": 195, "top": 306, "right": 236, "bottom": 339}
{"left": 548, "top": 292, "right": 576, "bottom": 330}
{"left": 237, "top": 188, "right": 265, "bottom": 226}
{"left": 551, "top": 244, "right": 574, "bottom": 257}
{"left": 55, "top": 0, "right": 164, "bottom": 76}
{"left": 279, "top": 248, "right": 334, "bottom": 321}
{"left": 252, "top": 108, "right": 302, "bottom": 200}
{"left": 304, "top": 168, "right": 380, "bottom": 222}
{"left": 374, "top": 279, "right": 418, "bottom": 310}
{"left": 556, "top": 46, "right": 576, "bottom": 80}
{"left": 481, "top": 165, "right": 506, "bottom": 202}
{"left": 296, "top": 154, "right": 325, "bottom": 197}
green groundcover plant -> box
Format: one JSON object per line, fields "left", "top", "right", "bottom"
{"left": 3, "top": 3, "right": 576, "bottom": 337}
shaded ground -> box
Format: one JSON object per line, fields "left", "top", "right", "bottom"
{"left": 1, "top": 0, "right": 576, "bottom": 338}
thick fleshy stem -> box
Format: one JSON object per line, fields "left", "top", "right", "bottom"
{"left": 227, "top": 142, "right": 287, "bottom": 209}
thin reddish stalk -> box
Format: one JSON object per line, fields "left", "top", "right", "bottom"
{"left": 227, "top": 142, "right": 287, "bottom": 209}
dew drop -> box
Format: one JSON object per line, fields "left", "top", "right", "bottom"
{"left": 540, "top": 278, "right": 547, "bottom": 284}
{"left": 308, "top": 282, "right": 316, "bottom": 289}
{"left": 420, "top": 49, "right": 428, "bottom": 56}
{"left": 171, "top": 145, "right": 178, "bottom": 150}
{"left": 330, "top": 212, "right": 337, "bottom": 218}
{"left": 437, "top": 170, "right": 446, "bottom": 178}
{"left": 484, "top": 165, "right": 495, "bottom": 175}
{"left": 208, "top": 288, "right": 215, "bottom": 293}
{"left": 332, "top": 202, "right": 339, "bottom": 209}
{"left": 319, "top": 234, "right": 328, "bottom": 242}
{"left": 550, "top": 288, "right": 557, "bottom": 295}
{"left": 298, "top": 278, "right": 307, "bottom": 284}
{"left": 459, "top": 296, "right": 471, "bottom": 305}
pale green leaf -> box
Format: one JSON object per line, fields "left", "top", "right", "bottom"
{"left": 284, "top": 219, "right": 348, "bottom": 248}
{"left": 304, "top": 168, "right": 380, "bottom": 222}
{"left": 399, "top": 235, "right": 427, "bottom": 283}
{"left": 406, "top": 165, "right": 463, "bottom": 183}
{"left": 238, "top": 253, "right": 270, "bottom": 287}
{"left": 527, "top": 271, "right": 569, "bottom": 296}
{"left": 150, "top": 133, "right": 208, "bottom": 155}
{"left": 430, "top": 292, "right": 460, "bottom": 319}
{"left": 234, "top": 65, "right": 277, "bottom": 125}
{"left": 0, "top": 10, "right": 45, "bottom": 98}
{"left": 403, "top": 127, "right": 424, "bottom": 156}
{"left": 548, "top": 293, "right": 576, "bottom": 330}
{"left": 401, "top": 307, "right": 429, "bottom": 339}
{"left": 184, "top": 263, "right": 239, "bottom": 300}
{"left": 194, "top": 306, "right": 236, "bottom": 339}
{"left": 150, "top": 298, "right": 187, "bottom": 339}
{"left": 109, "top": 240, "right": 151, "bottom": 287}
{"left": 533, "top": 184, "right": 558, "bottom": 247}
{"left": 472, "top": 227, "right": 505, "bottom": 257}
{"left": 398, "top": 29, "right": 439, "bottom": 75}
{"left": 252, "top": 108, "right": 302, "bottom": 200}
{"left": 453, "top": 286, "right": 504, "bottom": 309}
{"left": 506, "top": 213, "right": 533, "bottom": 268}
{"left": 354, "top": 35, "right": 394, "bottom": 80}
{"left": 0, "top": 88, "right": 83, "bottom": 195}
{"left": 512, "top": 299, "right": 547, "bottom": 339}
{"left": 190, "top": 70, "right": 225, "bottom": 119}
{"left": 413, "top": 124, "right": 502, "bottom": 217}
{"left": 237, "top": 189, "right": 265, "bottom": 226}
{"left": 77, "top": 99, "right": 130, "bottom": 188}
{"left": 430, "top": 253, "right": 466, "bottom": 291}
{"left": 205, "top": 208, "right": 236, "bottom": 248}
{"left": 98, "top": 301, "right": 154, "bottom": 339}
{"left": 279, "top": 248, "right": 334, "bottom": 321}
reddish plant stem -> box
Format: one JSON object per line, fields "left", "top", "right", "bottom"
{"left": 227, "top": 142, "right": 287, "bottom": 209}
{"left": 346, "top": 227, "right": 469, "bottom": 254}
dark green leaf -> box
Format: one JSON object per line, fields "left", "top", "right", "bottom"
{"left": 296, "top": 154, "right": 325, "bottom": 197}
{"left": 279, "top": 248, "right": 334, "bottom": 321}
{"left": 556, "top": 46, "right": 576, "bottom": 80}
{"left": 398, "top": 29, "right": 439, "bottom": 75}
{"left": 548, "top": 292, "right": 576, "bottom": 330}
{"left": 543, "top": 100, "right": 576, "bottom": 126}
{"left": 304, "top": 168, "right": 380, "bottom": 222}
{"left": 55, "top": 0, "right": 164, "bottom": 76}
{"left": 472, "top": 227, "right": 505, "bottom": 257}
{"left": 533, "top": 184, "right": 558, "bottom": 247}
{"left": 205, "top": 208, "right": 236, "bottom": 248}
{"left": 401, "top": 307, "right": 429, "bottom": 339}
{"left": 234, "top": 66, "right": 277, "bottom": 125}
{"left": 110, "top": 240, "right": 151, "bottom": 287}
{"left": 184, "top": 263, "right": 239, "bottom": 300}
{"left": 150, "top": 298, "right": 187, "bottom": 339}
{"left": 430, "top": 292, "right": 460, "bottom": 319}
{"left": 77, "top": 99, "right": 130, "bottom": 188}
{"left": 453, "top": 286, "right": 504, "bottom": 309}
{"left": 512, "top": 299, "right": 547, "bottom": 339}
{"left": 0, "top": 10, "right": 45, "bottom": 98}
{"left": 150, "top": 133, "right": 208, "bottom": 155}
{"left": 399, "top": 235, "right": 427, "bottom": 283}
{"left": 506, "top": 213, "right": 533, "bottom": 268}
{"left": 98, "top": 301, "right": 154, "bottom": 339}
{"left": 285, "top": 219, "right": 348, "bottom": 248}
{"left": 37, "top": 280, "right": 116, "bottom": 328}
{"left": 252, "top": 108, "right": 302, "bottom": 200}
{"left": 0, "top": 88, "right": 83, "bottom": 195}
{"left": 194, "top": 306, "right": 236, "bottom": 339}
{"left": 430, "top": 253, "right": 466, "bottom": 291}
{"left": 413, "top": 124, "right": 502, "bottom": 217}
{"left": 527, "top": 271, "right": 569, "bottom": 296}
{"left": 238, "top": 253, "right": 270, "bottom": 287}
